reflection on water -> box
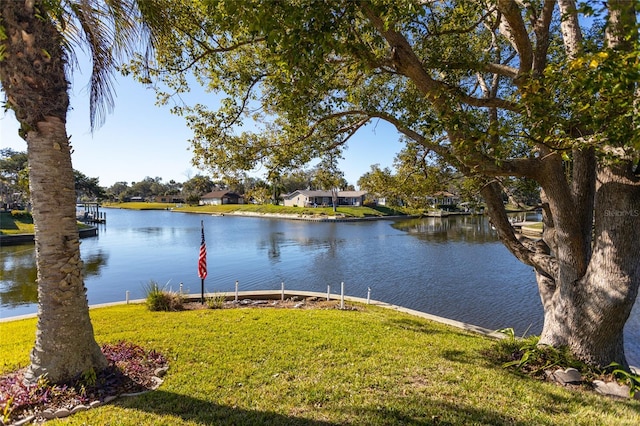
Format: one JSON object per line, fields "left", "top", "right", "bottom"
{"left": 393, "top": 215, "right": 497, "bottom": 243}
{"left": 0, "top": 209, "right": 637, "bottom": 367}
{"left": 0, "top": 246, "right": 109, "bottom": 307}
{"left": 0, "top": 245, "right": 38, "bottom": 306}
{"left": 83, "top": 250, "right": 109, "bottom": 278}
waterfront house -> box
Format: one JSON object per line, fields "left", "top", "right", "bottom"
{"left": 199, "top": 190, "right": 244, "bottom": 205}
{"left": 426, "top": 191, "right": 460, "bottom": 209}
{"left": 283, "top": 190, "right": 368, "bottom": 207}
{"left": 155, "top": 196, "right": 184, "bottom": 203}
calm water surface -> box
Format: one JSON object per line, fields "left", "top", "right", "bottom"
{"left": 2, "top": 208, "right": 638, "bottom": 365}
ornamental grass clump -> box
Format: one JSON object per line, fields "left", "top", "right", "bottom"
{"left": 205, "top": 293, "right": 226, "bottom": 309}
{"left": 144, "top": 280, "right": 183, "bottom": 311}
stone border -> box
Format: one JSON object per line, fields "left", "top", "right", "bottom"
{"left": 547, "top": 367, "right": 640, "bottom": 400}
{"left": 6, "top": 369, "right": 168, "bottom": 426}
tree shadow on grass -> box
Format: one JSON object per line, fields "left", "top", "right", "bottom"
{"left": 110, "top": 388, "right": 584, "bottom": 426}
{"left": 113, "top": 390, "right": 340, "bottom": 425}
{"left": 387, "top": 317, "right": 443, "bottom": 334}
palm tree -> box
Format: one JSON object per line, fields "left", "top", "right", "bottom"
{"left": 0, "top": 0, "right": 162, "bottom": 383}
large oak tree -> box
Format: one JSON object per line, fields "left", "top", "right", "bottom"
{"left": 139, "top": 0, "right": 640, "bottom": 369}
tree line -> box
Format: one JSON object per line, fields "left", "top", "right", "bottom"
{"left": 4, "top": 147, "right": 533, "bottom": 209}
{"left": 2, "top": 148, "right": 362, "bottom": 206}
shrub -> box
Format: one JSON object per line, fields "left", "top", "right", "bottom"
{"left": 490, "top": 328, "right": 592, "bottom": 378}
{"left": 10, "top": 210, "right": 32, "bottom": 221}
{"left": 144, "top": 281, "right": 183, "bottom": 311}
{"left": 205, "top": 293, "right": 227, "bottom": 309}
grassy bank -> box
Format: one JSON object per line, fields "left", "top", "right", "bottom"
{"left": 2, "top": 304, "right": 638, "bottom": 425}
{"left": 0, "top": 211, "right": 34, "bottom": 235}
{"left": 104, "top": 202, "right": 408, "bottom": 218}
{"left": 0, "top": 211, "right": 93, "bottom": 235}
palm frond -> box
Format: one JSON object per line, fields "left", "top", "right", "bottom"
{"left": 46, "top": 0, "right": 166, "bottom": 131}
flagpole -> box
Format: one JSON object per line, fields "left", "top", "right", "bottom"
{"left": 198, "top": 220, "right": 207, "bottom": 304}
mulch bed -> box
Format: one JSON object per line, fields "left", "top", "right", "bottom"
{"left": 182, "top": 296, "right": 356, "bottom": 311}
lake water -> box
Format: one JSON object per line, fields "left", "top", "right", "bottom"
{"left": 1, "top": 208, "right": 638, "bottom": 366}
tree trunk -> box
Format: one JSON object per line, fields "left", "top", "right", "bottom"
{"left": 24, "top": 117, "right": 108, "bottom": 383}
{"left": 538, "top": 164, "right": 640, "bottom": 368}
{"left": 0, "top": 0, "right": 107, "bottom": 383}
{"left": 332, "top": 188, "right": 338, "bottom": 212}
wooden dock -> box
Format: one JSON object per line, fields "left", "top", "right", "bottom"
{"left": 76, "top": 202, "right": 106, "bottom": 223}
{"left": 511, "top": 221, "right": 543, "bottom": 237}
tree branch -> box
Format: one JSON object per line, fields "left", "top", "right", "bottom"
{"left": 481, "top": 181, "right": 557, "bottom": 278}
{"left": 481, "top": 62, "right": 518, "bottom": 79}
{"left": 532, "top": 0, "right": 555, "bottom": 75}
{"left": 557, "top": 0, "right": 583, "bottom": 58}
{"left": 496, "top": 0, "right": 534, "bottom": 75}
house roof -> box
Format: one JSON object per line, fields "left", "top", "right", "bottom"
{"left": 339, "top": 191, "right": 368, "bottom": 197}
{"left": 201, "top": 190, "right": 242, "bottom": 199}
{"left": 430, "top": 191, "right": 457, "bottom": 198}
{"left": 284, "top": 190, "right": 367, "bottom": 199}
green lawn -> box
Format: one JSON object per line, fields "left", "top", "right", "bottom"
{"left": 0, "top": 211, "right": 34, "bottom": 234}
{"left": 104, "top": 202, "right": 408, "bottom": 217}
{"left": 0, "top": 211, "right": 93, "bottom": 235}
{"left": 2, "top": 304, "right": 638, "bottom": 425}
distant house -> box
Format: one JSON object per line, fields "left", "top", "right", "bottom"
{"left": 426, "top": 191, "right": 460, "bottom": 208}
{"left": 375, "top": 197, "right": 404, "bottom": 207}
{"left": 155, "top": 196, "right": 184, "bottom": 203}
{"left": 199, "top": 190, "right": 244, "bottom": 205}
{"left": 283, "top": 190, "right": 368, "bottom": 207}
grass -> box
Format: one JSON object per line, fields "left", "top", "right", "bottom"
{"left": 2, "top": 304, "right": 639, "bottom": 425}
{"left": 0, "top": 211, "right": 34, "bottom": 234}
{"left": 103, "top": 202, "right": 178, "bottom": 210}
{"left": 104, "top": 202, "right": 409, "bottom": 218}
{"left": 0, "top": 211, "right": 94, "bottom": 235}
{"left": 523, "top": 222, "right": 544, "bottom": 230}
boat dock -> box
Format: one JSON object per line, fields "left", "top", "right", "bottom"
{"left": 511, "top": 221, "right": 543, "bottom": 237}
{"left": 76, "top": 202, "right": 106, "bottom": 223}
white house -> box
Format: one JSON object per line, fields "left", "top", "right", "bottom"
{"left": 282, "top": 190, "right": 368, "bottom": 207}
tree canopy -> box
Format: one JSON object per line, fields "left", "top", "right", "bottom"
{"left": 133, "top": 0, "right": 640, "bottom": 368}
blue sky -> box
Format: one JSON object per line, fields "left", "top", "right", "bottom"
{"left": 1, "top": 69, "right": 402, "bottom": 189}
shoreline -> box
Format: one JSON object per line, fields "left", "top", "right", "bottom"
{"left": 0, "top": 289, "right": 505, "bottom": 340}
{"left": 202, "top": 210, "right": 414, "bottom": 222}
{"left": 0, "top": 226, "right": 98, "bottom": 246}
{"left": 102, "top": 203, "right": 416, "bottom": 222}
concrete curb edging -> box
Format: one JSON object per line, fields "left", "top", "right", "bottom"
{"left": 2, "top": 290, "right": 503, "bottom": 338}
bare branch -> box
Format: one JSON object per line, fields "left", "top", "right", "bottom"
{"left": 482, "top": 62, "right": 518, "bottom": 78}
{"left": 532, "top": 0, "right": 555, "bottom": 75}
{"left": 557, "top": 0, "right": 583, "bottom": 58}
{"left": 496, "top": 0, "right": 534, "bottom": 74}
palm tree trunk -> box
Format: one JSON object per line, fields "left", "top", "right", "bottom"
{"left": 24, "top": 116, "right": 108, "bottom": 383}
{"left": 0, "top": 0, "right": 107, "bottom": 383}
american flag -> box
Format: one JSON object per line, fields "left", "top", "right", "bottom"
{"left": 198, "top": 221, "right": 207, "bottom": 279}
